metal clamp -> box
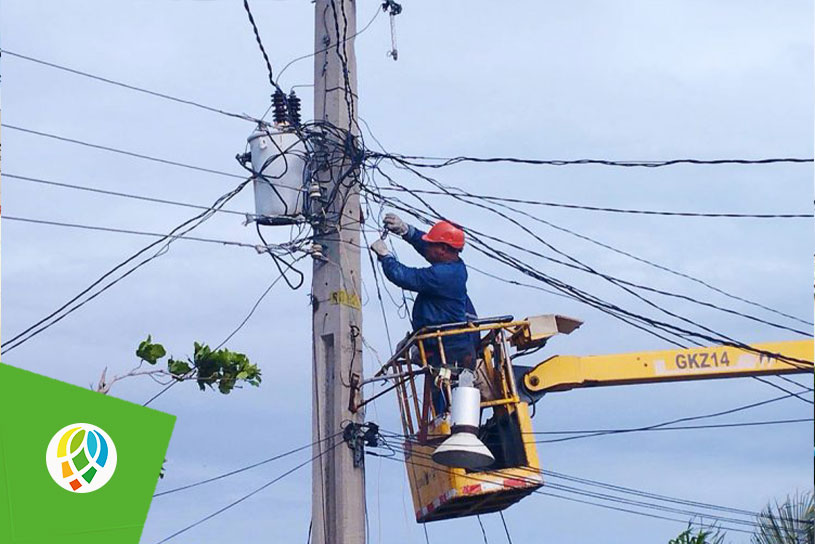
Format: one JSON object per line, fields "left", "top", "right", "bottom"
{"left": 343, "top": 422, "right": 381, "bottom": 468}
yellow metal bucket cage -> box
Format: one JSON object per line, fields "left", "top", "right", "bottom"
{"left": 372, "top": 315, "right": 578, "bottom": 523}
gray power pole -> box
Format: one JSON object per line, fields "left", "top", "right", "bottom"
{"left": 311, "top": 1, "right": 365, "bottom": 544}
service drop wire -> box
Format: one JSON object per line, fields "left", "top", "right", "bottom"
{"left": 365, "top": 187, "right": 813, "bottom": 369}
{"left": 394, "top": 445, "right": 810, "bottom": 531}
{"left": 153, "top": 431, "right": 343, "bottom": 498}
{"left": 256, "top": 223, "right": 306, "bottom": 290}
{"left": 153, "top": 440, "right": 343, "bottom": 544}
{"left": 216, "top": 253, "right": 310, "bottom": 350}
{"left": 380, "top": 183, "right": 812, "bottom": 329}
{"left": 379, "top": 187, "right": 812, "bottom": 219}
{"left": 375, "top": 432, "right": 812, "bottom": 529}
{"left": 377, "top": 427, "right": 795, "bottom": 522}
{"left": 367, "top": 186, "right": 695, "bottom": 349}
{"left": 365, "top": 180, "right": 698, "bottom": 350}
{"left": 380, "top": 158, "right": 811, "bottom": 340}
{"left": 3, "top": 178, "right": 252, "bottom": 353}
{"left": 454, "top": 187, "right": 808, "bottom": 335}
{"left": 375, "top": 152, "right": 815, "bottom": 169}
{"left": 371, "top": 443, "right": 760, "bottom": 534}
{"left": 0, "top": 49, "right": 260, "bottom": 124}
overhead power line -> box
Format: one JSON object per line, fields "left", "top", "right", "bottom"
{"left": 215, "top": 254, "right": 309, "bottom": 350}
{"left": 751, "top": 376, "right": 814, "bottom": 405}
{"left": 375, "top": 165, "right": 812, "bottom": 336}
{"left": 379, "top": 182, "right": 812, "bottom": 329}
{"left": 532, "top": 392, "right": 806, "bottom": 444}
{"left": 377, "top": 187, "right": 815, "bottom": 368}
{"left": 370, "top": 189, "right": 814, "bottom": 368}
{"left": 379, "top": 187, "right": 812, "bottom": 218}
{"left": 385, "top": 434, "right": 812, "bottom": 530}
{"left": 528, "top": 417, "right": 810, "bottom": 436}
{"left": 3, "top": 179, "right": 252, "bottom": 353}
{"left": 275, "top": 3, "right": 382, "bottom": 84}
{"left": 243, "top": 0, "right": 278, "bottom": 87}
{"left": 374, "top": 445, "right": 759, "bottom": 535}
{"left": 153, "top": 431, "right": 342, "bottom": 498}
{"left": 3, "top": 124, "right": 245, "bottom": 179}
{"left": 498, "top": 512, "right": 514, "bottom": 544}
{"left": 0, "top": 49, "right": 259, "bottom": 123}
{"left": 377, "top": 153, "right": 815, "bottom": 169}
{"left": 382, "top": 427, "right": 811, "bottom": 525}
{"left": 4, "top": 172, "right": 250, "bottom": 217}
{"left": 154, "top": 442, "right": 341, "bottom": 544}
{"left": 2, "top": 215, "right": 261, "bottom": 249}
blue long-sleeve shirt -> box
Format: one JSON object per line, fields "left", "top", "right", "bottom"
{"left": 379, "top": 226, "right": 477, "bottom": 356}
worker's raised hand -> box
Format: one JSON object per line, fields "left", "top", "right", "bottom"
{"left": 383, "top": 213, "right": 409, "bottom": 236}
{"left": 370, "top": 239, "right": 391, "bottom": 258}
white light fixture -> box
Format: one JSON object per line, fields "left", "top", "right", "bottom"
{"left": 432, "top": 371, "right": 494, "bottom": 470}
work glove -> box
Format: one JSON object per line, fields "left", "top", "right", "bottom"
{"left": 383, "top": 213, "right": 409, "bottom": 236}
{"left": 370, "top": 239, "right": 391, "bottom": 258}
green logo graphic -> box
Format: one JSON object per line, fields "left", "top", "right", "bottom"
{"left": 45, "top": 423, "right": 118, "bottom": 493}
{"left": 0, "top": 363, "right": 175, "bottom": 544}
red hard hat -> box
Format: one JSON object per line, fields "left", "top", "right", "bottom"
{"left": 422, "top": 220, "right": 465, "bottom": 250}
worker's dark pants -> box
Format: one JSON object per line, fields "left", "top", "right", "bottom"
{"left": 424, "top": 346, "right": 475, "bottom": 415}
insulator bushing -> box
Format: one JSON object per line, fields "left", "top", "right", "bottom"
{"left": 272, "top": 90, "right": 287, "bottom": 125}
{"left": 310, "top": 243, "right": 324, "bottom": 260}
{"left": 288, "top": 91, "right": 302, "bottom": 126}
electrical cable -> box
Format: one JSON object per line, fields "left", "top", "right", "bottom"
{"left": 453, "top": 187, "right": 813, "bottom": 329}
{"left": 3, "top": 179, "right": 251, "bottom": 353}
{"left": 539, "top": 468, "right": 783, "bottom": 520}
{"left": 379, "top": 184, "right": 811, "bottom": 327}
{"left": 4, "top": 124, "right": 246, "bottom": 179}
{"left": 776, "top": 374, "right": 814, "bottom": 392}
{"left": 377, "top": 153, "right": 815, "bottom": 169}
{"left": 383, "top": 435, "right": 813, "bottom": 530}
{"left": 243, "top": 0, "right": 278, "bottom": 87}
{"left": 366, "top": 155, "right": 813, "bottom": 366}
{"left": 376, "top": 162, "right": 811, "bottom": 338}
{"left": 153, "top": 441, "right": 341, "bottom": 544}
{"left": 498, "top": 512, "right": 513, "bottom": 544}
{"left": 750, "top": 376, "right": 814, "bottom": 405}
{"left": 366, "top": 187, "right": 813, "bottom": 369}
{"left": 527, "top": 418, "right": 810, "bottom": 435}
{"left": 275, "top": 3, "right": 382, "bottom": 86}
{"left": 215, "top": 256, "right": 308, "bottom": 350}
{"left": 256, "top": 224, "right": 306, "bottom": 290}
{"left": 2, "top": 215, "right": 262, "bottom": 249}
{"left": 142, "top": 380, "right": 178, "bottom": 408}
{"left": 372, "top": 445, "right": 759, "bottom": 534}
{"left": 378, "top": 187, "right": 811, "bottom": 218}
{"left": 532, "top": 392, "right": 805, "bottom": 444}
{"left": 4, "top": 172, "right": 251, "bottom": 217}
{"left": 477, "top": 515, "right": 489, "bottom": 544}
{"left": 0, "top": 48, "right": 259, "bottom": 123}
{"left": 153, "top": 431, "right": 342, "bottom": 497}
{"left": 379, "top": 429, "right": 806, "bottom": 523}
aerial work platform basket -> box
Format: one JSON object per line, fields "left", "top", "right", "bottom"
{"left": 375, "top": 315, "right": 581, "bottom": 523}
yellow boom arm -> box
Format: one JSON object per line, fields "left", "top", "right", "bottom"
{"left": 522, "top": 340, "right": 813, "bottom": 395}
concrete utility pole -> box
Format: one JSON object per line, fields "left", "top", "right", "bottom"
{"left": 311, "top": 1, "right": 365, "bottom": 544}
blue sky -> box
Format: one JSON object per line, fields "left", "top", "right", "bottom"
{"left": 1, "top": 1, "right": 813, "bottom": 543}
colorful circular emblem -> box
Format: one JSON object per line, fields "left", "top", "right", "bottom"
{"left": 45, "top": 423, "right": 118, "bottom": 493}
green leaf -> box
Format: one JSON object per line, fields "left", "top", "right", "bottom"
{"left": 167, "top": 358, "right": 192, "bottom": 376}
{"left": 136, "top": 335, "right": 166, "bottom": 365}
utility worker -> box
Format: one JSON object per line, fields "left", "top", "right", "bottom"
{"left": 370, "top": 213, "right": 479, "bottom": 411}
